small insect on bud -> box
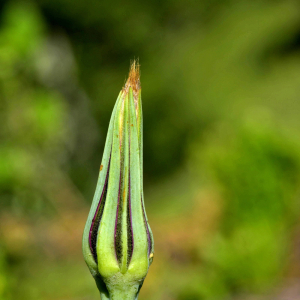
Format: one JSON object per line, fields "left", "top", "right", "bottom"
{"left": 82, "top": 61, "right": 154, "bottom": 300}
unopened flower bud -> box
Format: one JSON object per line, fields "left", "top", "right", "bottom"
{"left": 82, "top": 61, "right": 154, "bottom": 300}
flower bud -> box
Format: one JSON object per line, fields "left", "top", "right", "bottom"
{"left": 82, "top": 61, "right": 154, "bottom": 300}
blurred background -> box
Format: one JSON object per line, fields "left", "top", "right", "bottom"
{"left": 1, "top": 0, "right": 300, "bottom": 299}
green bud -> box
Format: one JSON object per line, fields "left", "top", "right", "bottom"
{"left": 82, "top": 61, "right": 154, "bottom": 300}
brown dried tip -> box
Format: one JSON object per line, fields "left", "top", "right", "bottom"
{"left": 123, "top": 60, "right": 141, "bottom": 105}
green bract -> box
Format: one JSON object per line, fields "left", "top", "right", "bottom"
{"left": 82, "top": 62, "right": 154, "bottom": 300}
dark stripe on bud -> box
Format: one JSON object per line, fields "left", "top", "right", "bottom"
{"left": 89, "top": 156, "right": 111, "bottom": 262}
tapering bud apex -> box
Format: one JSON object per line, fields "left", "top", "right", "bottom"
{"left": 82, "top": 61, "right": 154, "bottom": 300}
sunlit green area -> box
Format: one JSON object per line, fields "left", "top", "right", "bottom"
{"left": 1, "top": 0, "right": 300, "bottom": 299}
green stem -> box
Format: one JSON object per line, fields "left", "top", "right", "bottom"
{"left": 109, "top": 285, "right": 139, "bottom": 300}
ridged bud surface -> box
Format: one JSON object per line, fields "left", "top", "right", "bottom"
{"left": 82, "top": 61, "right": 154, "bottom": 300}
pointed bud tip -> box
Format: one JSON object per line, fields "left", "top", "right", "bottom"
{"left": 123, "top": 60, "right": 141, "bottom": 102}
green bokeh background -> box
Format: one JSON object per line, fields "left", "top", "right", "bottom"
{"left": 1, "top": 0, "right": 300, "bottom": 299}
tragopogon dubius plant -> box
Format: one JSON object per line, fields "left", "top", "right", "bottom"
{"left": 82, "top": 61, "right": 154, "bottom": 300}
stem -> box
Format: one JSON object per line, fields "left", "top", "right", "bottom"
{"left": 109, "top": 285, "right": 139, "bottom": 300}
